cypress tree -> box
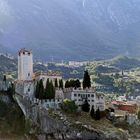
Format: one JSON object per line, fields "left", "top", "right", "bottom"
{"left": 45, "top": 79, "right": 51, "bottom": 99}
{"left": 81, "top": 99, "right": 90, "bottom": 112}
{"left": 7, "top": 82, "right": 15, "bottom": 95}
{"left": 35, "top": 81, "right": 39, "bottom": 98}
{"left": 3, "top": 75, "right": 6, "bottom": 82}
{"left": 83, "top": 70, "right": 91, "bottom": 89}
{"left": 59, "top": 79, "right": 63, "bottom": 89}
{"left": 50, "top": 80, "right": 55, "bottom": 99}
{"left": 38, "top": 79, "right": 44, "bottom": 99}
{"left": 55, "top": 78, "right": 58, "bottom": 88}
{"left": 90, "top": 105, "right": 95, "bottom": 119}
{"left": 95, "top": 108, "right": 101, "bottom": 120}
{"left": 45, "top": 79, "right": 55, "bottom": 99}
{"left": 65, "top": 80, "right": 69, "bottom": 88}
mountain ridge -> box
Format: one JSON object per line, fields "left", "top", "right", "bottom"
{"left": 0, "top": 0, "right": 140, "bottom": 60}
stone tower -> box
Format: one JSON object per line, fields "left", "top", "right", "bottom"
{"left": 18, "top": 48, "right": 33, "bottom": 81}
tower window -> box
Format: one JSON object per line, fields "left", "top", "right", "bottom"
{"left": 28, "top": 52, "right": 30, "bottom": 55}
{"left": 74, "top": 94, "right": 77, "bottom": 97}
{"left": 23, "top": 52, "right": 25, "bottom": 55}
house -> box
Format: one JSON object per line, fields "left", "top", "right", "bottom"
{"left": 111, "top": 101, "right": 138, "bottom": 114}
{"left": 64, "top": 88, "right": 105, "bottom": 111}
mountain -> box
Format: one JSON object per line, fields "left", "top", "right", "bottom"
{"left": 87, "top": 56, "right": 140, "bottom": 75}
{"left": 109, "top": 56, "right": 140, "bottom": 70}
{"left": 1, "top": 0, "right": 140, "bottom": 60}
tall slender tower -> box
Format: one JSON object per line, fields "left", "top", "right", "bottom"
{"left": 18, "top": 48, "right": 33, "bottom": 81}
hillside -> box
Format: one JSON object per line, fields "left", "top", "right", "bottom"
{"left": 0, "top": 55, "right": 84, "bottom": 80}
{"left": 1, "top": 1, "right": 140, "bottom": 60}
{"left": 86, "top": 56, "right": 140, "bottom": 75}
{"left": 1, "top": 54, "right": 140, "bottom": 80}
{"left": 109, "top": 56, "right": 140, "bottom": 70}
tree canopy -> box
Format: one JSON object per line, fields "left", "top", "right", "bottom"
{"left": 81, "top": 99, "right": 90, "bottom": 112}
{"left": 35, "top": 79, "right": 55, "bottom": 99}
{"left": 59, "top": 79, "right": 64, "bottom": 89}
{"left": 65, "top": 79, "right": 81, "bottom": 89}
{"left": 83, "top": 70, "right": 91, "bottom": 89}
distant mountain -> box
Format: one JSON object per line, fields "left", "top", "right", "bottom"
{"left": 109, "top": 56, "right": 140, "bottom": 70}
{"left": 87, "top": 56, "right": 140, "bottom": 75}
{"left": 1, "top": 0, "right": 140, "bottom": 60}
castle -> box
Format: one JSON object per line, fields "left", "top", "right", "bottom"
{"left": 16, "top": 48, "right": 62, "bottom": 98}
{"left": 15, "top": 48, "right": 105, "bottom": 111}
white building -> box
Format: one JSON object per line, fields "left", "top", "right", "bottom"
{"left": 64, "top": 89, "right": 105, "bottom": 111}
{"left": 117, "top": 96, "right": 127, "bottom": 101}
{"left": 18, "top": 48, "right": 33, "bottom": 81}
{"left": 68, "top": 61, "right": 83, "bottom": 68}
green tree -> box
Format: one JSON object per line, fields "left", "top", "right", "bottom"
{"left": 3, "top": 75, "right": 6, "bottom": 82}
{"left": 82, "top": 99, "right": 90, "bottom": 112}
{"left": 59, "top": 79, "right": 63, "bottom": 89}
{"left": 74, "top": 79, "right": 81, "bottom": 89}
{"left": 95, "top": 108, "right": 101, "bottom": 120}
{"left": 38, "top": 79, "right": 44, "bottom": 99}
{"left": 60, "top": 99, "right": 78, "bottom": 113}
{"left": 65, "top": 79, "right": 81, "bottom": 89}
{"left": 35, "top": 81, "right": 39, "bottom": 98}
{"left": 90, "top": 105, "right": 95, "bottom": 119}
{"left": 83, "top": 71, "right": 91, "bottom": 89}
{"left": 50, "top": 80, "right": 55, "bottom": 99}
{"left": 65, "top": 80, "right": 69, "bottom": 88}
{"left": 45, "top": 79, "right": 55, "bottom": 99}
{"left": 55, "top": 78, "right": 58, "bottom": 88}
{"left": 45, "top": 79, "right": 50, "bottom": 99}
{"left": 7, "top": 82, "right": 15, "bottom": 95}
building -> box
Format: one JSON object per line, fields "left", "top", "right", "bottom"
{"left": 117, "top": 96, "right": 127, "bottom": 101}
{"left": 18, "top": 48, "right": 33, "bottom": 81}
{"left": 15, "top": 80, "right": 35, "bottom": 97}
{"left": 34, "top": 71, "right": 62, "bottom": 87}
{"left": 111, "top": 101, "right": 138, "bottom": 114}
{"left": 64, "top": 88, "right": 105, "bottom": 111}
{"left": 16, "top": 48, "right": 34, "bottom": 97}
{"left": 16, "top": 48, "right": 63, "bottom": 97}
{"left": 68, "top": 61, "right": 83, "bottom": 68}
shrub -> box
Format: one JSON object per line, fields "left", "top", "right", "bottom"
{"left": 100, "top": 111, "right": 107, "bottom": 118}
{"left": 60, "top": 99, "right": 78, "bottom": 113}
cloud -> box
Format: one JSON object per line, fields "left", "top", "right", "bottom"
{"left": 0, "top": 0, "right": 14, "bottom": 27}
